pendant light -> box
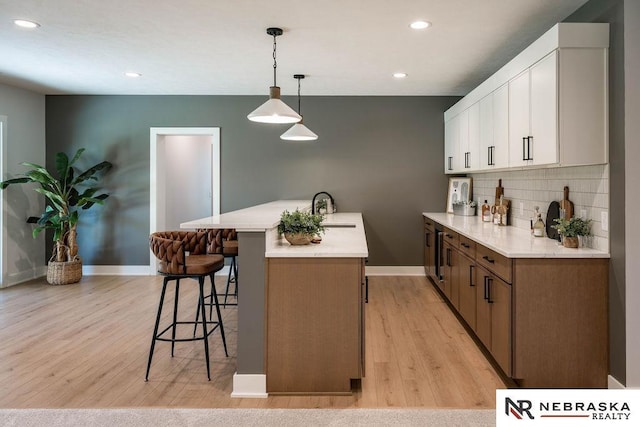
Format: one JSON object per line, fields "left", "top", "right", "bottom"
{"left": 247, "top": 28, "right": 302, "bottom": 124}
{"left": 281, "top": 74, "right": 318, "bottom": 141}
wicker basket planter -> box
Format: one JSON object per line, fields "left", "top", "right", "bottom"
{"left": 47, "top": 258, "right": 82, "bottom": 285}
{"left": 284, "top": 232, "right": 313, "bottom": 246}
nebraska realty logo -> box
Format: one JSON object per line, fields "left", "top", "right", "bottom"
{"left": 496, "top": 389, "right": 640, "bottom": 426}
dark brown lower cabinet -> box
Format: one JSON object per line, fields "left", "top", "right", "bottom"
{"left": 442, "top": 241, "right": 459, "bottom": 309}
{"left": 457, "top": 253, "right": 476, "bottom": 330}
{"left": 476, "top": 264, "right": 512, "bottom": 376}
{"left": 422, "top": 215, "right": 608, "bottom": 388}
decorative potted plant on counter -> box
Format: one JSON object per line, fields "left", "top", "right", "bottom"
{"left": 0, "top": 148, "right": 113, "bottom": 285}
{"left": 552, "top": 217, "right": 592, "bottom": 248}
{"left": 277, "top": 209, "right": 324, "bottom": 245}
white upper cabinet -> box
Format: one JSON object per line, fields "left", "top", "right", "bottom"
{"left": 444, "top": 23, "right": 609, "bottom": 173}
{"left": 466, "top": 103, "right": 481, "bottom": 171}
{"left": 509, "top": 51, "right": 558, "bottom": 167}
{"left": 480, "top": 84, "right": 509, "bottom": 170}
{"left": 444, "top": 115, "right": 459, "bottom": 173}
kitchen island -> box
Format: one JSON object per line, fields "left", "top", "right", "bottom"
{"left": 181, "top": 201, "right": 368, "bottom": 396}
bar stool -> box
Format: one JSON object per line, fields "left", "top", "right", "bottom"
{"left": 199, "top": 229, "right": 238, "bottom": 308}
{"left": 147, "top": 231, "right": 228, "bottom": 381}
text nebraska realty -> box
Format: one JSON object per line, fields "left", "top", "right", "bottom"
{"left": 507, "top": 398, "right": 631, "bottom": 420}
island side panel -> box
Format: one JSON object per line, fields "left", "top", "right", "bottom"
{"left": 266, "top": 257, "right": 361, "bottom": 394}
{"left": 236, "top": 231, "right": 267, "bottom": 375}
{"left": 512, "top": 258, "right": 608, "bottom": 388}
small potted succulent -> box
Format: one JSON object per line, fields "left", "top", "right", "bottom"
{"left": 277, "top": 209, "right": 325, "bottom": 245}
{"left": 552, "top": 217, "right": 592, "bottom": 248}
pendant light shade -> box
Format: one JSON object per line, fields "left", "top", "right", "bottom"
{"left": 248, "top": 87, "right": 302, "bottom": 124}
{"left": 247, "top": 28, "right": 301, "bottom": 124}
{"left": 280, "top": 121, "right": 318, "bottom": 141}
{"left": 281, "top": 74, "right": 318, "bottom": 141}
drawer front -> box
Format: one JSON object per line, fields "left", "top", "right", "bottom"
{"left": 476, "top": 244, "right": 512, "bottom": 283}
{"left": 424, "top": 217, "right": 435, "bottom": 232}
{"left": 443, "top": 227, "right": 459, "bottom": 247}
{"left": 459, "top": 235, "right": 476, "bottom": 258}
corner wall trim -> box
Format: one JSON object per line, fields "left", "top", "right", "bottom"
{"left": 231, "top": 373, "right": 268, "bottom": 398}
{"left": 365, "top": 266, "right": 426, "bottom": 276}
{"left": 608, "top": 375, "right": 625, "bottom": 389}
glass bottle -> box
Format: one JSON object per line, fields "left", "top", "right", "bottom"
{"left": 533, "top": 207, "right": 545, "bottom": 237}
{"left": 481, "top": 200, "right": 491, "bottom": 222}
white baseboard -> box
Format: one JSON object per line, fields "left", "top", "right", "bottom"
{"left": 81, "top": 265, "right": 232, "bottom": 276}
{"left": 0, "top": 266, "right": 47, "bottom": 288}
{"left": 77, "top": 264, "right": 425, "bottom": 278}
{"left": 365, "top": 266, "right": 426, "bottom": 276}
{"left": 82, "top": 265, "right": 152, "bottom": 275}
{"left": 230, "top": 373, "right": 267, "bottom": 398}
{"left": 609, "top": 375, "right": 625, "bottom": 389}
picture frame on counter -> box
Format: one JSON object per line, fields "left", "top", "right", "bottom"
{"left": 446, "top": 177, "right": 472, "bottom": 213}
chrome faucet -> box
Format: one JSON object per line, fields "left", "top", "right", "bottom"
{"left": 311, "top": 191, "right": 335, "bottom": 214}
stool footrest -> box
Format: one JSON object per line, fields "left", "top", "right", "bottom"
{"left": 155, "top": 321, "right": 222, "bottom": 342}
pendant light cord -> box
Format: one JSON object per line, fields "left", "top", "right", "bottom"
{"left": 297, "top": 77, "right": 301, "bottom": 114}
{"left": 272, "top": 34, "right": 277, "bottom": 87}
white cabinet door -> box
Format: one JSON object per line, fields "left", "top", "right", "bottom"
{"left": 457, "top": 109, "right": 469, "bottom": 172}
{"left": 466, "top": 103, "right": 481, "bottom": 171}
{"left": 444, "top": 116, "right": 459, "bottom": 174}
{"left": 479, "top": 94, "right": 493, "bottom": 170}
{"left": 492, "top": 84, "right": 510, "bottom": 169}
{"left": 530, "top": 51, "right": 558, "bottom": 166}
{"left": 508, "top": 68, "right": 531, "bottom": 167}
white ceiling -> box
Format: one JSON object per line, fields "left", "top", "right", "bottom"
{"left": 0, "top": 0, "right": 588, "bottom": 96}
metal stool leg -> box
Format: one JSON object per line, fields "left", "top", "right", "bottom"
{"left": 198, "top": 276, "right": 211, "bottom": 381}
{"left": 211, "top": 273, "right": 228, "bottom": 357}
{"left": 145, "top": 277, "right": 169, "bottom": 381}
{"left": 171, "top": 279, "right": 180, "bottom": 356}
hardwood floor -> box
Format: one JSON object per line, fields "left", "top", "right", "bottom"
{"left": 0, "top": 274, "right": 506, "bottom": 408}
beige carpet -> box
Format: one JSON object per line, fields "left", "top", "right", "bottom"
{"left": 0, "top": 408, "right": 495, "bottom": 426}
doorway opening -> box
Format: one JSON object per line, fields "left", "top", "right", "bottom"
{"left": 150, "top": 127, "right": 220, "bottom": 273}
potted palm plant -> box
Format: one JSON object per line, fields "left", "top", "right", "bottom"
{"left": 0, "top": 148, "right": 113, "bottom": 284}
{"left": 277, "top": 209, "right": 324, "bottom": 245}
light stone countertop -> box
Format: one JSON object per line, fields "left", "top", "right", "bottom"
{"left": 180, "top": 200, "right": 311, "bottom": 232}
{"left": 423, "top": 212, "right": 610, "bottom": 259}
{"left": 266, "top": 213, "right": 369, "bottom": 258}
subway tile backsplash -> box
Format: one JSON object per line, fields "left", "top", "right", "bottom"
{"left": 469, "top": 164, "right": 609, "bottom": 252}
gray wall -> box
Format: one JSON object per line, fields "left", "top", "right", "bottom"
{"left": 45, "top": 95, "right": 458, "bottom": 266}
{"left": 565, "top": 0, "right": 626, "bottom": 385}
{"left": 0, "top": 83, "right": 46, "bottom": 287}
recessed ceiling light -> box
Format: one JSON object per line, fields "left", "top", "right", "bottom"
{"left": 124, "top": 72, "right": 142, "bottom": 78}
{"left": 393, "top": 72, "right": 408, "bottom": 79}
{"left": 410, "top": 20, "right": 431, "bottom": 30}
{"left": 14, "top": 19, "right": 40, "bottom": 29}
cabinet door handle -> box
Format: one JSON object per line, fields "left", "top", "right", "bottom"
{"left": 425, "top": 232, "right": 430, "bottom": 248}
{"left": 522, "top": 137, "right": 527, "bottom": 161}
{"left": 487, "top": 146, "right": 491, "bottom": 166}
{"left": 487, "top": 277, "right": 494, "bottom": 304}
{"left": 482, "top": 255, "right": 495, "bottom": 264}
{"left": 445, "top": 233, "right": 453, "bottom": 239}
{"left": 448, "top": 156, "right": 453, "bottom": 171}
{"left": 483, "top": 276, "right": 489, "bottom": 300}
{"left": 469, "top": 265, "right": 475, "bottom": 287}
{"left": 461, "top": 242, "right": 470, "bottom": 248}
{"left": 527, "top": 136, "right": 533, "bottom": 161}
